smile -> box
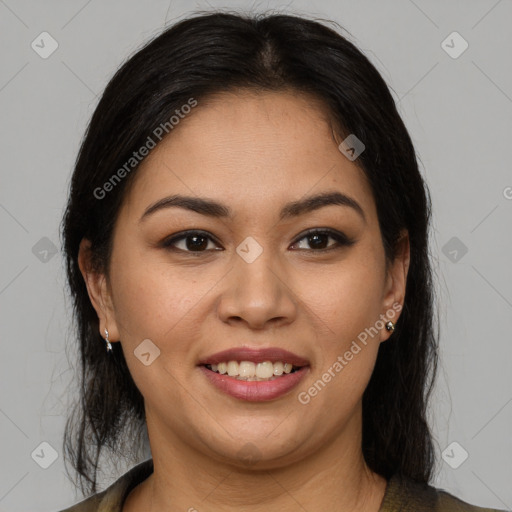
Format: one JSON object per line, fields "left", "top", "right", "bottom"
{"left": 205, "top": 360, "right": 299, "bottom": 380}
{"left": 199, "top": 362, "right": 309, "bottom": 402}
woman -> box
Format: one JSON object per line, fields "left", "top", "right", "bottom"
{"left": 58, "top": 11, "right": 505, "bottom": 512}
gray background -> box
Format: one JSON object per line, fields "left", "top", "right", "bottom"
{"left": 1, "top": 0, "right": 511, "bottom": 511}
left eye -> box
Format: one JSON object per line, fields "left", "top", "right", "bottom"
{"left": 290, "top": 229, "right": 354, "bottom": 251}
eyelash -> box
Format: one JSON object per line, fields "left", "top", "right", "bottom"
{"left": 161, "top": 228, "right": 356, "bottom": 255}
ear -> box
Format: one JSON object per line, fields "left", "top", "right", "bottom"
{"left": 380, "top": 229, "right": 410, "bottom": 342}
{"left": 78, "top": 238, "right": 120, "bottom": 343}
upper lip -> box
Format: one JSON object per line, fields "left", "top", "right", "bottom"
{"left": 198, "top": 347, "right": 310, "bottom": 367}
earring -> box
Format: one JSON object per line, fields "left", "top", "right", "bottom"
{"left": 104, "top": 328, "right": 113, "bottom": 352}
{"left": 385, "top": 321, "right": 395, "bottom": 333}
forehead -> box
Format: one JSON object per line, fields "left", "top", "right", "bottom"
{"left": 118, "top": 90, "right": 376, "bottom": 224}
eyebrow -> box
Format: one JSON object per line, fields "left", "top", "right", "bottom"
{"left": 139, "top": 191, "right": 366, "bottom": 224}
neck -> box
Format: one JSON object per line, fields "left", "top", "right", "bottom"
{"left": 124, "top": 413, "right": 387, "bottom": 512}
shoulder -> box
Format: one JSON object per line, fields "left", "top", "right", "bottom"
{"left": 56, "top": 458, "right": 154, "bottom": 512}
{"left": 436, "top": 487, "right": 508, "bottom": 512}
{"left": 381, "top": 474, "right": 508, "bottom": 512}
{"left": 57, "top": 490, "right": 107, "bottom": 512}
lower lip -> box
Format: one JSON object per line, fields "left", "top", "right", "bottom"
{"left": 199, "top": 365, "right": 309, "bottom": 402}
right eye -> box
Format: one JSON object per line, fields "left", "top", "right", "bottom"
{"left": 161, "top": 230, "right": 223, "bottom": 254}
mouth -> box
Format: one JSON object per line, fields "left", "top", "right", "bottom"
{"left": 202, "top": 360, "right": 303, "bottom": 381}
{"left": 197, "top": 347, "right": 310, "bottom": 401}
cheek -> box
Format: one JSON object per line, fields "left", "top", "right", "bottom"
{"left": 109, "top": 258, "right": 214, "bottom": 410}
{"left": 293, "top": 245, "right": 385, "bottom": 407}
{"left": 109, "top": 251, "right": 214, "bottom": 350}
{"left": 296, "top": 254, "right": 385, "bottom": 338}
{"left": 301, "top": 304, "right": 382, "bottom": 425}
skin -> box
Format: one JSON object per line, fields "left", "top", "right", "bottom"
{"left": 79, "top": 90, "right": 410, "bottom": 512}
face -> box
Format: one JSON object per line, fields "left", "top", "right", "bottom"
{"left": 80, "top": 90, "right": 409, "bottom": 469}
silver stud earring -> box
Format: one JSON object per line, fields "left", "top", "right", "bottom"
{"left": 104, "top": 328, "right": 113, "bottom": 352}
{"left": 385, "top": 321, "right": 395, "bottom": 333}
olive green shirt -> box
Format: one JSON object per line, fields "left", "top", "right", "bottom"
{"left": 58, "top": 458, "right": 507, "bottom": 512}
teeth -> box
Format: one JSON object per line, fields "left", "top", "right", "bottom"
{"left": 239, "top": 361, "right": 256, "bottom": 378}
{"left": 227, "top": 361, "right": 239, "bottom": 377}
{"left": 273, "top": 361, "right": 284, "bottom": 375}
{"left": 205, "top": 360, "right": 300, "bottom": 380}
{"left": 256, "top": 361, "right": 274, "bottom": 379}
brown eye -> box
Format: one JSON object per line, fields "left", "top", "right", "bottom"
{"left": 290, "top": 229, "right": 355, "bottom": 251}
{"left": 162, "top": 230, "right": 222, "bottom": 253}
{"left": 305, "top": 233, "right": 331, "bottom": 250}
{"left": 184, "top": 234, "right": 209, "bottom": 251}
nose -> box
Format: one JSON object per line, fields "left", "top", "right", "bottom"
{"left": 216, "top": 246, "right": 298, "bottom": 330}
